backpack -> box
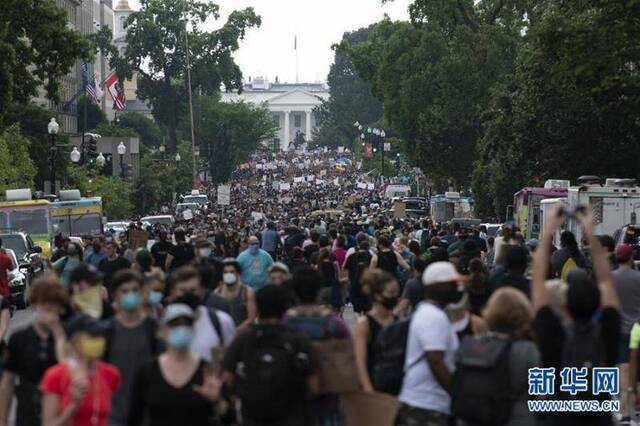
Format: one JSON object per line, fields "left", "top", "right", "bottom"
{"left": 451, "top": 334, "right": 513, "bottom": 426}
{"left": 352, "top": 251, "right": 370, "bottom": 289}
{"left": 235, "top": 325, "right": 309, "bottom": 422}
{"left": 372, "top": 317, "right": 416, "bottom": 396}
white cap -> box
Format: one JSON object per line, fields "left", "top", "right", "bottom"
{"left": 162, "top": 303, "right": 194, "bottom": 324}
{"left": 422, "top": 262, "right": 464, "bottom": 286}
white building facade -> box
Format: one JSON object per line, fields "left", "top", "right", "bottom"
{"left": 221, "top": 77, "right": 329, "bottom": 150}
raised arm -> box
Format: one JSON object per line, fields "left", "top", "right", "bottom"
{"left": 532, "top": 210, "right": 564, "bottom": 311}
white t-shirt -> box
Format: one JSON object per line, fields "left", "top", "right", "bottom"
{"left": 399, "top": 302, "right": 459, "bottom": 414}
{"left": 191, "top": 305, "right": 236, "bottom": 362}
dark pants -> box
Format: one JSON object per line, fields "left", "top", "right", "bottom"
{"left": 395, "top": 403, "right": 450, "bottom": 426}
{"left": 267, "top": 251, "right": 277, "bottom": 261}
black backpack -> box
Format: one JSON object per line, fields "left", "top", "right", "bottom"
{"left": 451, "top": 334, "right": 513, "bottom": 426}
{"left": 372, "top": 317, "right": 419, "bottom": 396}
{"left": 235, "top": 325, "right": 309, "bottom": 422}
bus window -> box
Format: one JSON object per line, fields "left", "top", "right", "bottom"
{"left": 12, "top": 209, "right": 48, "bottom": 234}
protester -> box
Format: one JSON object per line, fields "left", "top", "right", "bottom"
{"left": 84, "top": 237, "right": 107, "bottom": 269}
{"left": 0, "top": 275, "right": 68, "bottom": 426}
{"left": 99, "top": 241, "right": 132, "bottom": 291}
{"left": 550, "top": 230, "right": 587, "bottom": 279}
{"left": 104, "top": 269, "right": 160, "bottom": 426}
{"left": 236, "top": 235, "right": 273, "bottom": 291}
{"left": 52, "top": 241, "right": 83, "bottom": 287}
{"left": 354, "top": 268, "right": 399, "bottom": 393}
{"left": 397, "top": 262, "right": 463, "bottom": 426}
{"left": 40, "top": 314, "right": 121, "bottom": 426}
{"left": 261, "top": 221, "right": 280, "bottom": 261}
{"left": 283, "top": 266, "right": 350, "bottom": 426}
{"left": 488, "top": 245, "right": 531, "bottom": 297}
{"left": 267, "top": 262, "right": 290, "bottom": 286}
{"left": 69, "top": 265, "right": 114, "bottom": 320}
{"left": 127, "top": 304, "right": 222, "bottom": 426}
{"left": 222, "top": 284, "right": 320, "bottom": 426}
{"left": 344, "top": 240, "right": 374, "bottom": 315}
{"left": 209, "top": 258, "right": 257, "bottom": 330}
{"left": 165, "top": 228, "right": 195, "bottom": 271}
{"left": 150, "top": 231, "right": 173, "bottom": 271}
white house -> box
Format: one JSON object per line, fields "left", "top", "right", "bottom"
{"left": 221, "top": 77, "right": 329, "bottom": 150}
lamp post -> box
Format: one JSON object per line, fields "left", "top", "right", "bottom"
{"left": 117, "top": 141, "right": 126, "bottom": 178}
{"left": 48, "top": 118, "right": 60, "bottom": 194}
{"left": 379, "top": 129, "right": 386, "bottom": 181}
{"left": 70, "top": 146, "right": 81, "bottom": 164}
{"left": 159, "top": 143, "right": 166, "bottom": 161}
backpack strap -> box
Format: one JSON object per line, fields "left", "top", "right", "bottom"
{"left": 207, "top": 307, "right": 224, "bottom": 346}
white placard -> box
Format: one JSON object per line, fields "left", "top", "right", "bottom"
{"left": 294, "top": 177, "right": 305, "bottom": 183}
{"left": 384, "top": 142, "right": 391, "bottom": 152}
{"left": 367, "top": 183, "right": 375, "bottom": 190}
{"left": 306, "top": 175, "right": 315, "bottom": 182}
{"left": 217, "top": 184, "right": 231, "bottom": 206}
{"left": 338, "top": 146, "right": 344, "bottom": 153}
{"left": 280, "top": 182, "right": 291, "bottom": 191}
{"left": 357, "top": 182, "right": 367, "bottom": 189}
{"left": 182, "top": 209, "right": 193, "bottom": 220}
{"left": 315, "top": 179, "right": 324, "bottom": 185}
{"left": 333, "top": 177, "right": 340, "bottom": 186}
{"left": 256, "top": 164, "right": 263, "bottom": 170}
{"left": 319, "top": 170, "right": 326, "bottom": 176}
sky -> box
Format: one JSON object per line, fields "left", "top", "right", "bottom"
{"left": 126, "top": 0, "right": 412, "bottom": 84}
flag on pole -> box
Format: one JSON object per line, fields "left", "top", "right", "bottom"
{"left": 81, "top": 60, "right": 89, "bottom": 91}
{"left": 86, "top": 74, "right": 102, "bottom": 104}
{"left": 104, "top": 71, "right": 126, "bottom": 110}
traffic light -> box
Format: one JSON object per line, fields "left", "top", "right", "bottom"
{"left": 123, "top": 164, "right": 134, "bottom": 182}
{"left": 83, "top": 134, "right": 98, "bottom": 159}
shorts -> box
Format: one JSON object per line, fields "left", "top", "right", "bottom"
{"left": 617, "top": 333, "right": 631, "bottom": 364}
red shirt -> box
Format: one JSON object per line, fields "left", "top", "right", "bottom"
{"left": 0, "top": 251, "right": 12, "bottom": 297}
{"left": 40, "top": 362, "right": 121, "bottom": 426}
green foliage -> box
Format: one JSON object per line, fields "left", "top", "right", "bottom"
{"left": 0, "top": 0, "right": 91, "bottom": 119}
{"left": 93, "top": 0, "right": 261, "bottom": 152}
{"left": 314, "top": 26, "right": 383, "bottom": 149}
{"left": 472, "top": 0, "right": 640, "bottom": 218}
{"left": 117, "top": 112, "right": 162, "bottom": 147}
{"left": 91, "top": 123, "right": 138, "bottom": 138}
{"left": 0, "top": 125, "right": 37, "bottom": 194}
{"left": 187, "top": 96, "right": 275, "bottom": 184}
{"left": 77, "top": 96, "right": 107, "bottom": 132}
{"left": 133, "top": 151, "right": 176, "bottom": 214}
{"left": 66, "top": 165, "right": 133, "bottom": 219}
{"left": 3, "top": 103, "right": 70, "bottom": 190}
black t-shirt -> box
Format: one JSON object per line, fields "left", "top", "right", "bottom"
{"left": 401, "top": 277, "right": 424, "bottom": 309}
{"left": 222, "top": 325, "right": 318, "bottom": 425}
{"left": 127, "top": 359, "right": 213, "bottom": 426}
{"left": 303, "top": 243, "right": 319, "bottom": 263}
{"left": 488, "top": 268, "right": 531, "bottom": 298}
{"left": 99, "top": 256, "right": 132, "bottom": 288}
{"left": 150, "top": 241, "right": 173, "bottom": 271}
{"left": 168, "top": 242, "right": 195, "bottom": 271}
{"left": 5, "top": 326, "right": 57, "bottom": 426}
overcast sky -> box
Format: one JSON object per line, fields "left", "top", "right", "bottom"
{"left": 126, "top": 0, "right": 412, "bottom": 84}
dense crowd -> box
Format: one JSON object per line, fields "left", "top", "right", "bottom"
{"left": 0, "top": 148, "right": 636, "bottom": 426}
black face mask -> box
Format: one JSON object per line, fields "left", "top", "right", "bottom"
{"left": 381, "top": 296, "right": 399, "bottom": 310}
{"left": 174, "top": 292, "right": 201, "bottom": 311}
{"left": 446, "top": 287, "right": 465, "bottom": 305}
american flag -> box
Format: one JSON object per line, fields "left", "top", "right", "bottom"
{"left": 81, "top": 60, "right": 102, "bottom": 104}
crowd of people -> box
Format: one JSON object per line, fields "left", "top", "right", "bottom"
{"left": 0, "top": 148, "right": 636, "bottom": 426}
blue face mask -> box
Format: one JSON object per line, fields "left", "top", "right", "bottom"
{"left": 167, "top": 326, "right": 193, "bottom": 349}
{"left": 249, "top": 245, "right": 259, "bottom": 254}
{"left": 120, "top": 292, "right": 142, "bottom": 312}
{"left": 147, "top": 290, "right": 163, "bottom": 306}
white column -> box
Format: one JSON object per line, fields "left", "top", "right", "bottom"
{"left": 283, "top": 110, "right": 290, "bottom": 150}
{"left": 305, "top": 110, "right": 312, "bottom": 141}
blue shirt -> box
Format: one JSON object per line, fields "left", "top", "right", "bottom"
{"left": 84, "top": 248, "right": 107, "bottom": 268}
{"left": 237, "top": 248, "right": 274, "bottom": 291}
{"left": 261, "top": 229, "right": 280, "bottom": 253}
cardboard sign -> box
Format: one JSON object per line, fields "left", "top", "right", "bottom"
{"left": 294, "top": 176, "right": 305, "bottom": 183}
{"left": 217, "top": 184, "right": 231, "bottom": 206}
{"left": 319, "top": 170, "right": 326, "bottom": 176}
{"left": 393, "top": 202, "right": 406, "bottom": 218}
{"left": 129, "top": 229, "right": 149, "bottom": 250}
{"left": 342, "top": 391, "right": 399, "bottom": 426}
{"left": 333, "top": 177, "right": 340, "bottom": 186}
{"left": 338, "top": 146, "right": 344, "bottom": 153}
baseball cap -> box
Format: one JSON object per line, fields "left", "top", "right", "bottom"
{"left": 162, "top": 303, "right": 194, "bottom": 325}
{"left": 615, "top": 244, "right": 634, "bottom": 262}
{"left": 268, "top": 262, "right": 290, "bottom": 274}
{"left": 422, "top": 261, "right": 465, "bottom": 286}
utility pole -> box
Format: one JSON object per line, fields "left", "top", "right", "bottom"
{"left": 183, "top": 1, "right": 197, "bottom": 188}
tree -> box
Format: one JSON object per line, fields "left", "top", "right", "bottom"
{"left": 0, "top": 125, "right": 37, "bottom": 194}
{"left": 133, "top": 150, "right": 176, "bottom": 214}
{"left": 313, "top": 26, "right": 383, "bottom": 149}
{"left": 3, "top": 103, "right": 70, "bottom": 190}
{"left": 93, "top": 0, "right": 261, "bottom": 152}
{"left": 66, "top": 165, "right": 133, "bottom": 219}
{"left": 339, "top": 0, "right": 528, "bottom": 189}
{"left": 0, "top": 0, "right": 91, "bottom": 120}
{"left": 186, "top": 96, "right": 275, "bottom": 184}
{"left": 76, "top": 96, "right": 107, "bottom": 131}
{"left": 117, "top": 112, "right": 162, "bottom": 147}
{"left": 472, "top": 0, "right": 640, "bottom": 218}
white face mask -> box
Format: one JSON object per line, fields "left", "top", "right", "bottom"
{"left": 223, "top": 272, "right": 237, "bottom": 285}
{"left": 199, "top": 248, "right": 212, "bottom": 258}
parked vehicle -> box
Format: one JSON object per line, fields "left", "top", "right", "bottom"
{"left": 613, "top": 225, "right": 640, "bottom": 267}
{"left": 384, "top": 184, "right": 411, "bottom": 199}
{"left": 430, "top": 192, "right": 474, "bottom": 223}
{"left": 402, "top": 197, "right": 429, "bottom": 218}
{"left": 480, "top": 223, "right": 502, "bottom": 237}
{"left": 540, "top": 197, "right": 568, "bottom": 247}
{"left": 51, "top": 190, "right": 103, "bottom": 237}
{"left": 181, "top": 189, "right": 209, "bottom": 208}
{"left": 6, "top": 248, "right": 31, "bottom": 309}
{"left": 140, "top": 215, "right": 174, "bottom": 228}
{"left": 0, "top": 189, "right": 53, "bottom": 257}
{"left": 513, "top": 180, "right": 569, "bottom": 240}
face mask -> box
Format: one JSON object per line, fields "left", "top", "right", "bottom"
{"left": 223, "top": 272, "right": 237, "bottom": 286}
{"left": 167, "top": 326, "right": 194, "bottom": 349}
{"left": 147, "top": 290, "right": 163, "bottom": 305}
{"left": 120, "top": 292, "right": 142, "bottom": 312}
{"left": 381, "top": 296, "right": 399, "bottom": 310}
{"left": 249, "top": 245, "right": 259, "bottom": 254}
{"left": 445, "top": 285, "right": 466, "bottom": 308}
{"left": 447, "top": 291, "right": 468, "bottom": 310}
{"left": 79, "top": 336, "right": 106, "bottom": 360}
{"left": 199, "top": 248, "right": 212, "bottom": 258}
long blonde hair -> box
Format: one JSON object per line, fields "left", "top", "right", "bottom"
{"left": 482, "top": 287, "right": 533, "bottom": 339}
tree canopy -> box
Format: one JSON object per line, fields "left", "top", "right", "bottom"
{"left": 94, "top": 0, "right": 261, "bottom": 152}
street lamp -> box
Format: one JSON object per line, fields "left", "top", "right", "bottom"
{"left": 70, "top": 146, "right": 81, "bottom": 163}
{"left": 48, "top": 118, "right": 60, "bottom": 195}
{"left": 380, "top": 129, "right": 387, "bottom": 182}
{"left": 96, "top": 152, "right": 106, "bottom": 167}
{"left": 117, "top": 141, "right": 126, "bottom": 178}
{"left": 159, "top": 143, "right": 166, "bottom": 161}
{"left": 353, "top": 121, "right": 360, "bottom": 128}
{"left": 175, "top": 152, "right": 181, "bottom": 163}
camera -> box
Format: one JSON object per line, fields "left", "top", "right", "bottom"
{"left": 558, "top": 205, "right": 587, "bottom": 218}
